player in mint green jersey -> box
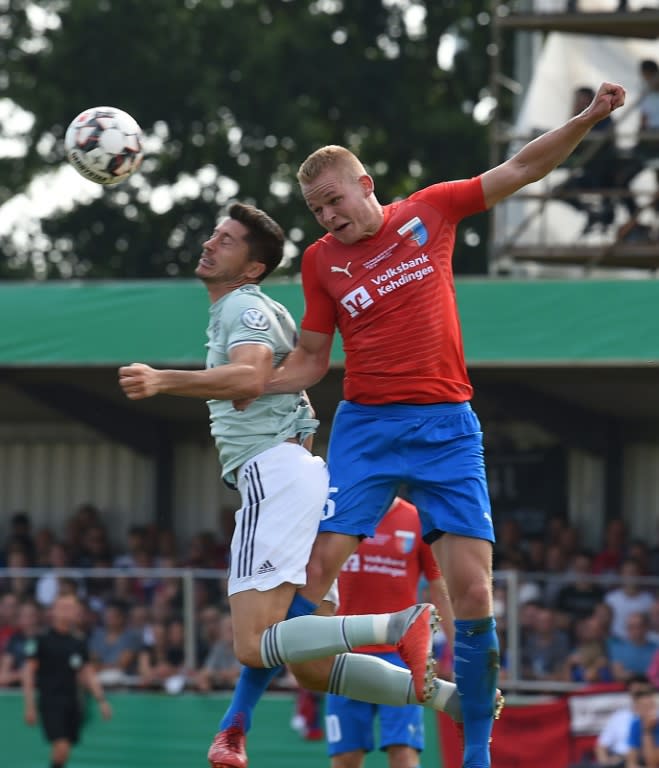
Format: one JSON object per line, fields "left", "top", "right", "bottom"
{"left": 118, "top": 203, "right": 462, "bottom": 768}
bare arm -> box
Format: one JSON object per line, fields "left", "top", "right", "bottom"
{"left": 118, "top": 343, "right": 273, "bottom": 401}
{"left": 0, "top": 652, "right": 15, "bottom": 686}
{"left": 79, "top": 663, "right": 112, "bottom": 719}
{"left": 265, "top": 329, "right": 333, "bottom": 395}
{"left": 481, "top": 81, "right": 626, "bottom": 208}
{"left": 22, "top": 658, "right": 38, "bottom": 725}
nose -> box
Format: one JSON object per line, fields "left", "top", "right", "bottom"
{"left": 320, "top": 207, "right": 335, "bottom": 226}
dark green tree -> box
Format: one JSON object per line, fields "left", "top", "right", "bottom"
{"left": 0, "top": 0, "right": 503, "bottom": 279}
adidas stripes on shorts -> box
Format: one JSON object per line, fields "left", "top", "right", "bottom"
{"left": 228, "top": 441, "right": 330, "bottom": 596}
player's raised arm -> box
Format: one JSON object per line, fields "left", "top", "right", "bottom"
{"left": 265, "top": 328, "right": 333, "bottom": 394}
{"left": 481, "top": 81, "right": 626, "bottom": 208}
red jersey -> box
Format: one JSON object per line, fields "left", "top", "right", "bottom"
{"left": 337, "top": 497, "right": 441, "bottom": 654}
{"left": 301, "top": 177, "right": 486, "bottom": 404}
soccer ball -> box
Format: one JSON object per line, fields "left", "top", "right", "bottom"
{"left": 64, "top": 106, "right": 144, "bottom": 185}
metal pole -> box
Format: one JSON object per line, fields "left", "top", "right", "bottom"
{"left": 183, "top": 569, "right": 197, "bottom": 671}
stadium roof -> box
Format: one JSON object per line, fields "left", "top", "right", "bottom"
{"left": 1, "top": 277, "right": 659, "bottom": 367}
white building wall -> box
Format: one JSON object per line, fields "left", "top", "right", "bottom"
{"left": 0, "top": 423, "right": 154, "bottom": 548}
{"left": 568, "top": 448, "right": 606, "bottom": 550}
{"left": 623, "top": 442, "right": 659, "bottom": 544}
{"left": 172, "top": 441, "right": 240, "bottom": 549}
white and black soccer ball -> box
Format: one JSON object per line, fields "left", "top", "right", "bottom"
{"left": 64, "top": 106, "right": 144, "bottom": 185}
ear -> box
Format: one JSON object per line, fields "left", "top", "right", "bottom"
{"left": 245, "top": 260, "right": 267, "bottom": 280}
{"left": 358, "top": 174, "right": 375, "bottom": 197}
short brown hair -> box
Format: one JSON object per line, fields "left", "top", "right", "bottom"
{"left": 297, "top": 145, "right": 368, "bottom": 186}
{"left": 228, "top": 202, "right": 285, "bottom": 282}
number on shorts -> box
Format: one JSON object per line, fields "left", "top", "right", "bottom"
{"left": 322, "top": 486, "right": 339, "bottom": 520}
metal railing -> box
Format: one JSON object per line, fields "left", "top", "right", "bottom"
{"left": 1, "top": 567, "right": 657, "bottom": 695}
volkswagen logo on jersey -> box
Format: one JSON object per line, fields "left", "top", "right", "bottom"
{"left": 240, "top": 308, "right": 270, "bottom": 331}
{"left": 397, "top": 216, "right": 428, "bottom": 246}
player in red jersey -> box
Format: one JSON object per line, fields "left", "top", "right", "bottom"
{"left": 325, "top": 497, "right": 453, "bottom": 768}
{"left": 260, "top": 81, "right": 626, "bottom": 768}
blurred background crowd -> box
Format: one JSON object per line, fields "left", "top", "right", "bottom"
{"left": 1, "top": 502, "right": 659, "bottom": 699}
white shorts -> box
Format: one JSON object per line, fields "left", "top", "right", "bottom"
{"left": 228, "top": 442, "right": 329, "bottom": 597}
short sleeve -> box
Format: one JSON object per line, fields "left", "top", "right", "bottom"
{"left": 300, "top": 243, "right": 338, "bottom": 335}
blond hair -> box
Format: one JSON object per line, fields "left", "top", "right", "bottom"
{"left": 297, "top": 145, "right": 368, "bottom": 185}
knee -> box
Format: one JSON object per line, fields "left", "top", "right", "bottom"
{"left": 233, "top": 637, "right": 264, "bottom": 668}
{"left": 452, "top": 578, "right": 492, "bottom": 618}
{"left": 289, "top": 659, "right": 331, "bottom": 691}
{"left": 52, "top": 741, "right": 71, "bottom": 763}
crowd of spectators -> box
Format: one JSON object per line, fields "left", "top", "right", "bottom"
{"left": 1, "top": 504, "right": 659, "bottom": 698}
{"left": 0, "top": 504, "right": 251, "bottom": 694}
{"left": 491, "top": 515, "right": 659, "bottom": 690}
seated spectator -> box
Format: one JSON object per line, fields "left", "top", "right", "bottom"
{"left": 89, "top": 599, "right": 141, "bottom": 685}
{"left": 608, "top": 612, "right": 658, "bottom": 682}
{"left": 2, "top": 511, "right": 36, "bottom": 566}
{"left": 555, "top": 550, "right": 605, "bottom": 637}
{"left": 1, "top": 545, "right": 35, "bottom": 601}
{"left": 553, "top": 86, "right": 618, "bottom": 234}
{"left": 33, "top": 527, "right": 55, "bottom": 567}
{"left": 605, "top": 559, "right": 655, "bottom": 640}
{"left": 564, "top": 613, "right": 613, "bottom": 684}
{"left": 493, "top": 517, "right": 523, "bottom": 569}
{"left": 137, "top": 619, "right": 187, "bottom": 691}
{"left": 0, "top": 593, "right": 19, "bottom": 653}
{"left": 75, "top": 523, "right": 112, "bottom": 569}
{"left": 626, "top": 681, "right": 659, "bottom": 768}
{"left": 593, "top": 519, "right": 628, "bottom": 576}
{"left": 128, "top": 603, "right": 156, "bottom": 647}
{"left": 544, "top": 541, "right": 570, "bottom": 606}
{"left": 521, "top": 605, "right": 571, "bottom": 682}
{"left": 496, "top": 551, "right": 543, "bottom": 606}
{"left": 113, "top": 525, "right": 149, "bottom": 569}
{"left": 0, "top": 599, "right": 42, "bottom": 687}
{"left": 151, "top": 556, "right": 184, "bottom": 616}
{"left": 575, "top": 675, "right": 653, "bottom": 768}
{"left": 153, "top": 528, "right": 179, "bottom": 565}
{"left": 648, "top": 599, "right": 659, "bottom": 646}
{"left": 636, "top": 60, "right": 659, "bottom": 161}
{"left": 193, "top": 611, "right": 240, "bottom": 692}
{"left": 615, "top": 59, "right": 659, "bottom": 229}
{"left": 647, "top": 647, "right": 659, "bottom": 690}
{"left": 34, "top": 541, "right": 83, "bottom": 607}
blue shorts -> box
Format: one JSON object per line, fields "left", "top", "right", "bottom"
{"left": 319, "top": 400, "right": 494, "bottom": 543}
{"left": 324, "top": 652, "right": 424, "bottom": 756}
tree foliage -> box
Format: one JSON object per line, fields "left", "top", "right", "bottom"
{"left": 0, "top": 0, "right": 500, "bottom": 279}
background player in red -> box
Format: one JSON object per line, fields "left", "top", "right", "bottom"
{"left": 260, "top": 81, "right": 626, "bottom": 768}
{"left": 325, "top": 497, "right": 453, "bottom": 768}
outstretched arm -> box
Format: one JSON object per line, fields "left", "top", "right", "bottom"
{"left": 118, "top": 343, "right": 273, "bottom": 401}
{"left": 265, "top": 329, "right": 333, "bottom": 394}
{"left": 481, "top": 81, "right": 626, "bottom": 208}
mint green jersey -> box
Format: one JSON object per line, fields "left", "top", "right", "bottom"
{"left": 205, "top": 284, "right": 318, "bottom": 484}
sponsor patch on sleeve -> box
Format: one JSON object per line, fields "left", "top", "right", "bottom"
{"left": 240, "top": 308, "right": 270, "bottom": 331}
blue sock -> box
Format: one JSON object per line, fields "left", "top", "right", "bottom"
{"left": 218, "top": 593, "right": 318, "bottom": 733}
{"left": 453, "top": 617, "right": 500, "bottom": 768}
